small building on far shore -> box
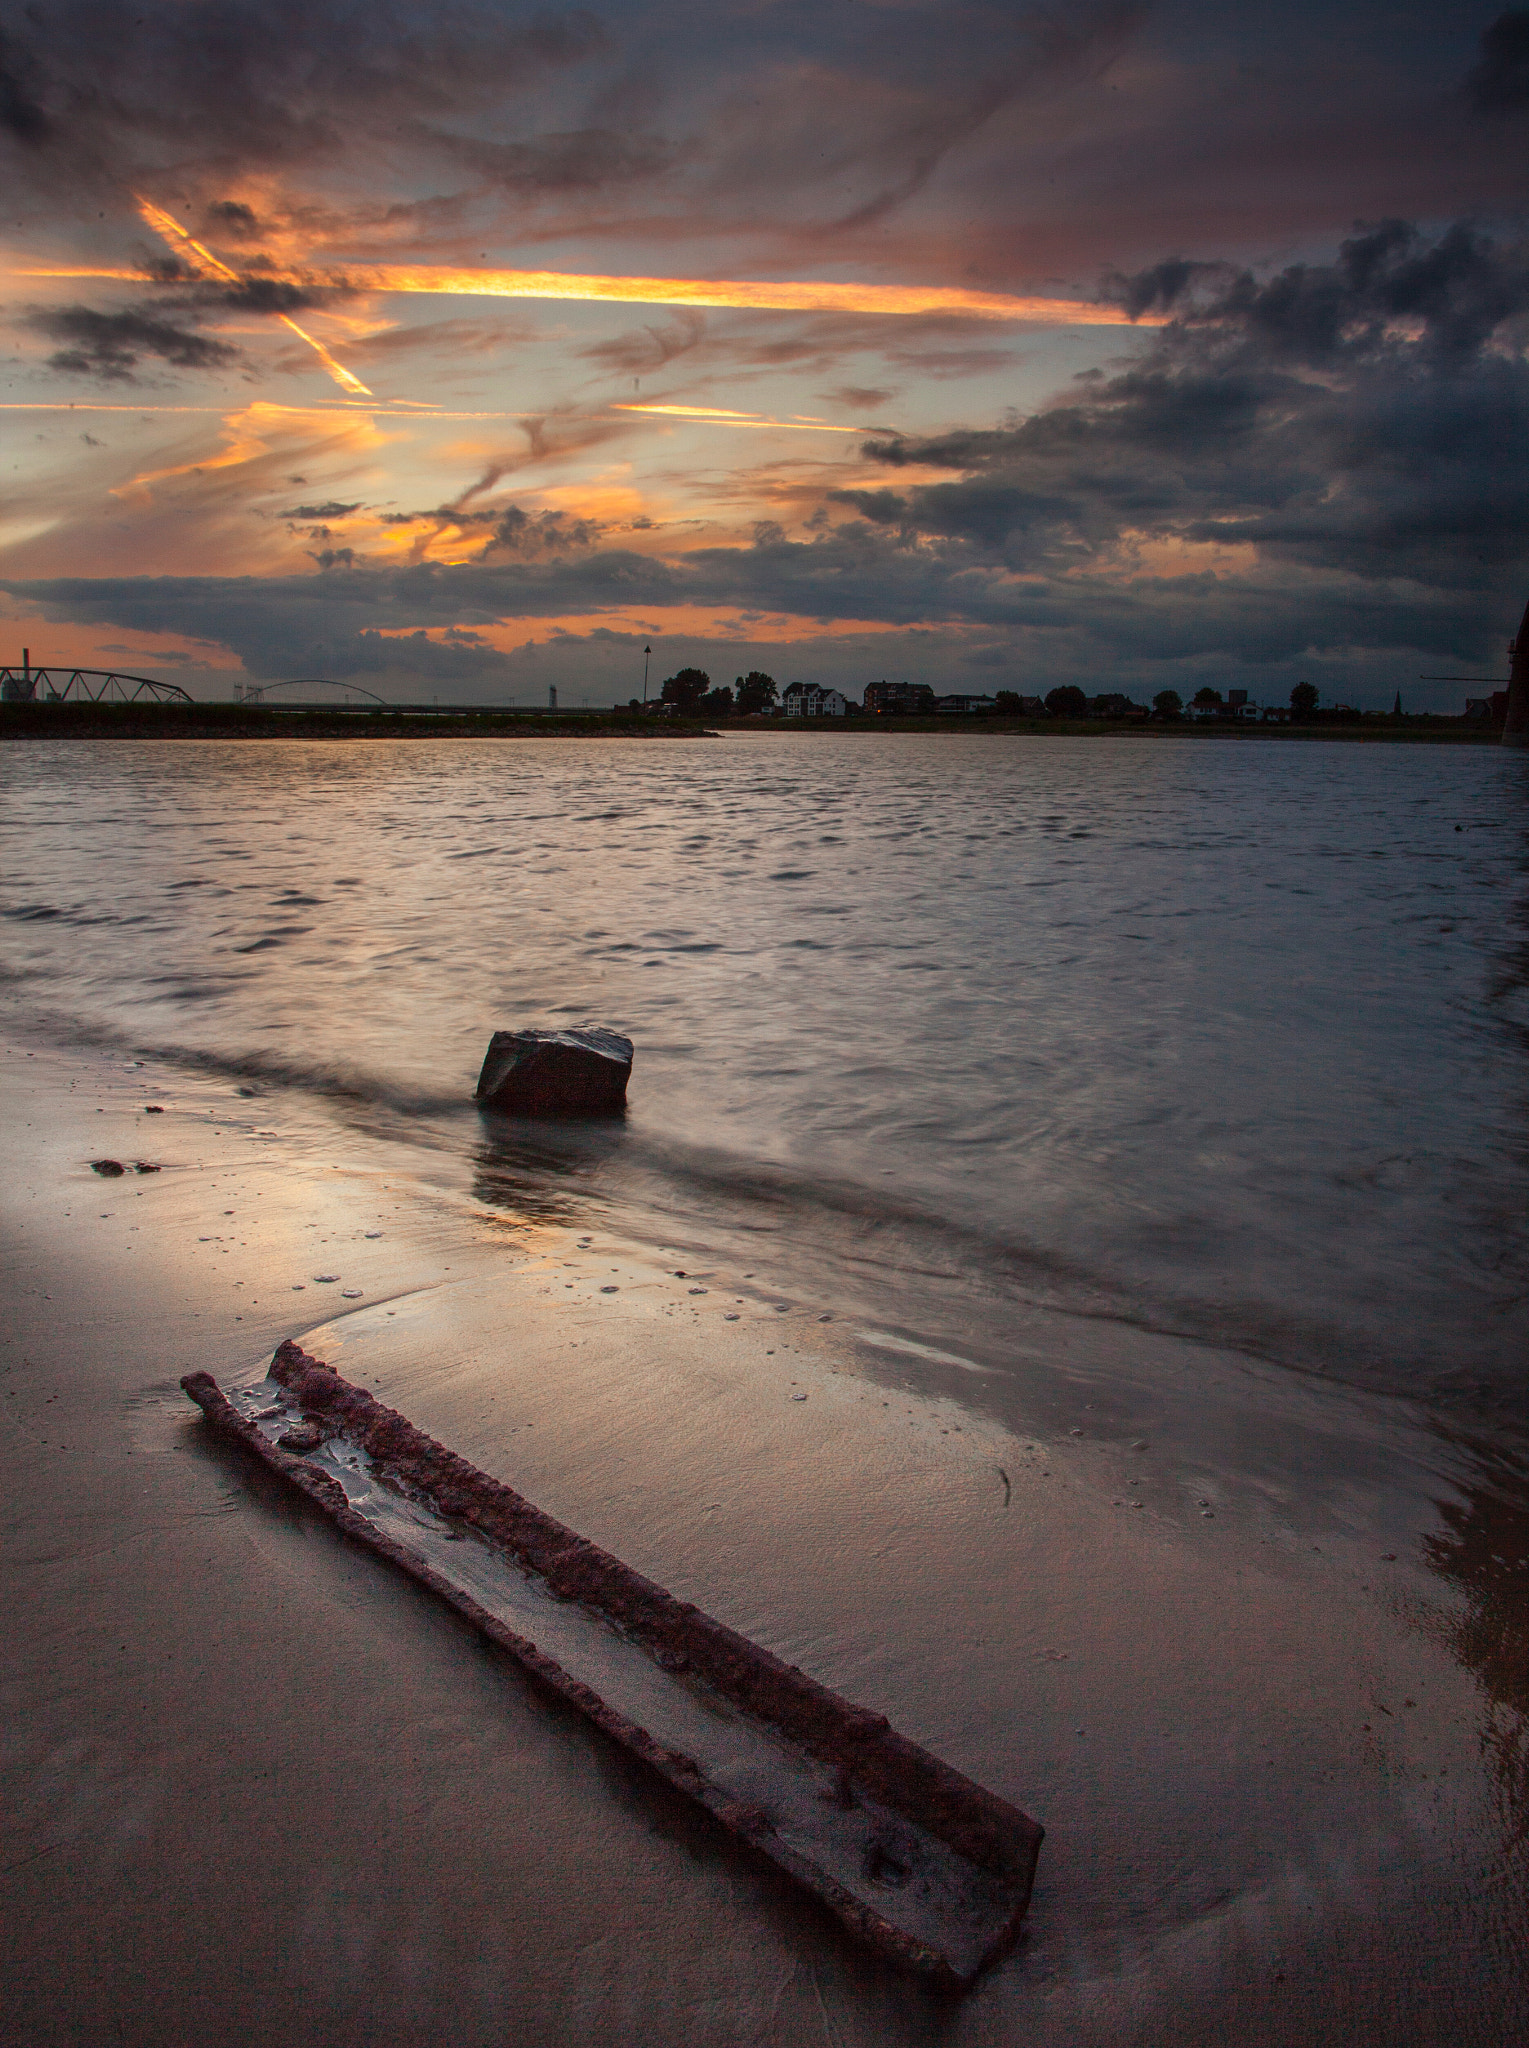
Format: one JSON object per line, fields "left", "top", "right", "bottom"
{"left": 864, "top": 681, "right": 936, "bottom": 715}
{"left": 935, "top": 693, "right": 998, "bottom": 714}
{"left": 783, "top": 683, "right": 855, "bottom": 717}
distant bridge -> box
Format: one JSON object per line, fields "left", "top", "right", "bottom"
{"left": 235, "top": 677, "right": 387, "bottom": 707}
{"left": 1, "top": 663, "right": 194, "bottom": 705}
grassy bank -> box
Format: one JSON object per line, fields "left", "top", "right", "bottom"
{"left": 0, "top": 701, "right": 1498, "bottom": 741}
{"left": 0, "top": 702, "right": 715, "bottom": 740}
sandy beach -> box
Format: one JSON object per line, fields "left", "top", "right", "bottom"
{"left": 5, "top": 1034, "right": 1525, "bottom": 2045}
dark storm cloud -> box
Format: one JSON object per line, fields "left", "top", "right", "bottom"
{"left": 213, "top": 277, "right": 330, "bottom": 316}
{"left": 0, "top": 26, "right": 49, "bottom": 142}
{"left": 26, "top": 305, "right": 240, "bottom": 379}
{"left": 0, "top": 1, "right": 606, "bottom": 204}
{"left": 433, "top": 125, "right": 674, "bottom": 191}
{"left": 1467, "top": 11, "right": 1529, "bottom": 112}
{"left": 1, "top": 510, "right": 1498, "bottom": 681}
{"left": 279, "top": 502, "right": 363, "bottom": 520}
{"left": 487, "top": 505, "right": 600, "bottom": 555}
{"left": 375, "top": 502, "right": 601, "bottom": 559}
{"left": 204, "top": 201, "right": 261, "bottom": 239}
{"left": 842, "top": 222, "right": 1529, "bottom": 592}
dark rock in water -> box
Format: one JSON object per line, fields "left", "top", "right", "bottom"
{"left": 90, "top": 1159, "right": 126, "bottom": 1177}
{"left": 475, "top": 1027, "right": 633, "bottom": 1116}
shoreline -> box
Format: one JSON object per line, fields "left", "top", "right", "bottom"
{"left": 4, "top": 1034, "right": 1527, "bottom": 2043}
{"left": 1, "top": 703, "right": 1502, "bottom": 742}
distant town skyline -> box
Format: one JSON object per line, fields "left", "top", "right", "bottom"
{"left": 1, "top": 2, "right": 1526, "bottom": 710}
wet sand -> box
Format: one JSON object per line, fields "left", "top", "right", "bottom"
{"left": 4, "top": 1040, "right": 1526, "bottom": 2045}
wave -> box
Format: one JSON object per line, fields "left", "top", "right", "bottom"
{"left": 7, "top": 996, "right": 1523, "bottom": 1415}
{"left": 1, "top": 1003, "right": 474, "bottom": 1121}
{"left": 2, "top": 900, "right": 151, "bottom": 929}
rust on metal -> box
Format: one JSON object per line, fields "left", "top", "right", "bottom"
{"left": 182, "top": 1343, "right": 1043, "bottom": 1984}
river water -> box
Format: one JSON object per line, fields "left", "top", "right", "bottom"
{"left": 5, "top": 730, "right": 1529, "bottom": 2040}
{"left": 4, "top": 732, "right": 1526, "bottom": 1405}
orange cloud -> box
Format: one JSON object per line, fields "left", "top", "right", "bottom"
{"left": 135, "top": 196, "right": 373, "bottom": 395}
{"left": 464, "top": 608, "right": 913, "bottom": 652}
{"left": 612, "top": 403, "right": 865, "bottom": 432}
{"left": 12, "top": 249, "right": 1159, "bottom": 332}
{"left": 358, "top": 265, "right": 1155, "bottom": 325}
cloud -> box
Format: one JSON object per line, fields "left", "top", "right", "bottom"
{"left": 0, "top": 3, "right": 608, "bottom": 205}
{"left": 430, "top": 125, "right": 674, "bottom": 192}
{"left": 279, "top": 501, "right": 363, "bottom": 520}
{"left": 580, "top": 310, "right": 709, "bottom": 376}
{"left": 486, "top": 504, "right": 599, "bottom": 556}
{"left": 375, "top": 500, "right": 602, "bottom": 559}
{"left": 0, "top": 27, "right": 49, "bottom": 143}
{"left": 575, "top": 308, "right": 1022, "bottom": 400}
{"left": 26, "top": 304, "right": 240, "bottom": 379}
{"left": 822, "top": 385, "right": 899, "bottom": 413}
{"left": 1467, "top": 11, "right": 1529, "bottom": 113}
{"left": 203, "top": 200, "right": 261, "bottom": 239}
{"left": 844, "top": 221, "right": 1529, "bottom": 592}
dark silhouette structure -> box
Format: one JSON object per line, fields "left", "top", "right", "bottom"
{"left": 1505, "top": 598, "right": 1529, "bottom": 748}
{"left": 1, "top": 656, "right": 192, "bottom": 705}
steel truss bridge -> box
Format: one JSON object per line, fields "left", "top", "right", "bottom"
{"left": 1, "top": 664, "right": 194, "bottom": 705}
{"left": 235, "top": 678, "right": 386, "bottom": 707}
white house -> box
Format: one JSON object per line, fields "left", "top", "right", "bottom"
{"left": 783, "top": 683, "right": 853, "bottom": 717}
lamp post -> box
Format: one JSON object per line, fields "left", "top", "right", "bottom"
{"left": 642, "top": 644, "right": 651, "bottom": 707}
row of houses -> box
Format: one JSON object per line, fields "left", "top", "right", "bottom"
{"left": 783, "top": 681, "right": 1022, "bottom": 716}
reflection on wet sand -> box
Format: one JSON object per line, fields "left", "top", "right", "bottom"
{"left": 1426, "top": 1429, "right": 1529, "bottom": 1864}
{"left": 471, "top": 1113, "right": 629, "bottom": 1224}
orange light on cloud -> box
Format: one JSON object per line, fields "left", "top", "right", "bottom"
{"left": 0, "top": 402, "right": 545, "bottom": 420}
{"left": 360, "top": 265, "right": 1152, "bottom": 325}
{"left": 611, "top": 403, "right": 866, "bottom": 432}
{"left": 134, "top": 197, "right": 373, "bottom": 396}
{"left": 13, "top": 247, "right": 1161, "bottom": 334}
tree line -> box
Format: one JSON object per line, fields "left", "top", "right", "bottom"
{"left": 634, "top": 672, "right": 1332, "bottom": 720}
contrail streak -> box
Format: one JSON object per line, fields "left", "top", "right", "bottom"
{"left": 14, "top": 252, "right": 1158, "bottom": 328}
{"left": 358, "top": 265, "right": 1152, "bottom": 324}
{"left": 134, "top": 198, "right": 373, "bottom": 395}
{"left": 611, "top": 403, "right": 865, "bottom": 431}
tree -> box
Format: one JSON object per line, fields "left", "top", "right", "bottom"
{"left": 701, "top": 684, "right": 735, "bottom": 716}
{"left": 1045, "top": 685, "right": 1088, "bottom": 718}
{"left": 660, "top": 667, "right": 711, "bottom": 713}
{"left": 1153, "top": 689, "right": 1183, "bottom": 717}
{"left": 1191, "top": 686, "right": 1223, "bottom": 707}
{"left": 734, "top": 670, "right": 778, "bottom": 716}
{"left": 1290, "top": 681, "right": 1319, "bottom": 719}
{"left": 994, "top": 690, "right": 1021, "bottom": 712}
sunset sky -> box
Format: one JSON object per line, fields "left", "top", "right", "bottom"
{"left": 1, "top": 2, "right": 1525, "bottom": 706}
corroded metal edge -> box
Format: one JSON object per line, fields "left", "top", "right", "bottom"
{"left": 182, "top": 1351, "right": 1043, "bottom": 1985}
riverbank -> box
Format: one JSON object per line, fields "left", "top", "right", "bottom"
{"left": 0, "top": 702, "right": 1497, "bottom": 741}
{"left": 4, "top": 1033, "right": 1526, "bottom": 2046}
{"left": 0, "top": 702, "right": 716, "bottom": 740}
